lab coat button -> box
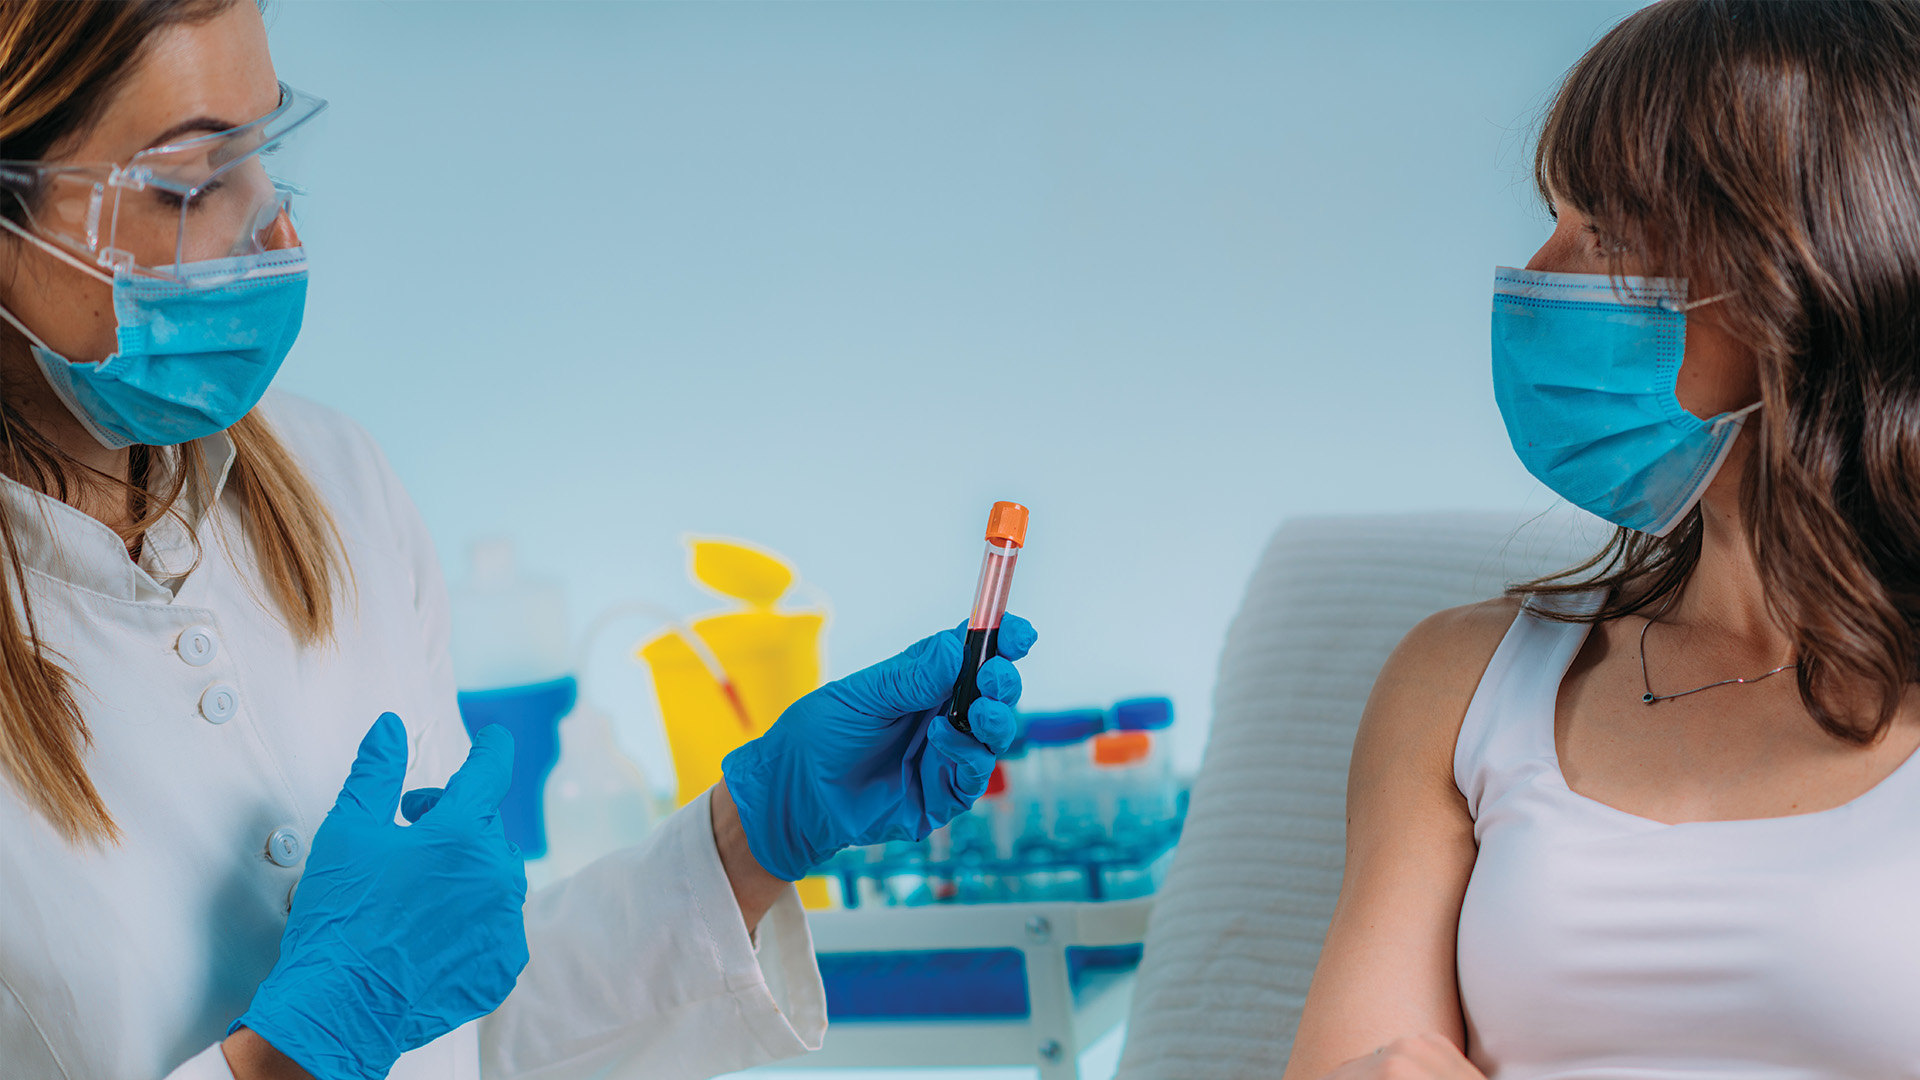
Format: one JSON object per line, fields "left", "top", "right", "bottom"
{"left": 266, "top": 828, "right": 304, "bottom": 868}
{"left": 177, "top": 625, "right": 218, "bottom": 666}
{"left": 200, "top": 683, "right": 239, "bottom": 724}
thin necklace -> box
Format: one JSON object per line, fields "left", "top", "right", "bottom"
{"left": 1637, "top": 591, "right": 1797, "bottom": 705}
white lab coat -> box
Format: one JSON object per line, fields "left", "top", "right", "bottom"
{"left": 0, "top": 393, "right": 827, "bottom": 1079}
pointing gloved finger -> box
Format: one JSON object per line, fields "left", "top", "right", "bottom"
{"left": 966, "top": 697, "right": 1018, "bottom": 755}
{"left": 975, "top": 656, "right": 1023, "bottom": 709}
{"left": 925, "top": 714, "right": 996, "bottom": 799}
{"left": 436, "top": 725, "right": 517, "bottom": 818}
{"left": 400, "top": 787, "right": 445, "bottom": 824}
{"left": 842, "top": 630, "right": 963, "bottom": 719}
{"left": 995, "top": 614, "right": 1037, "bottom": 661}
{"left": 332, "top": 712, "right": 410, "bottom": 823}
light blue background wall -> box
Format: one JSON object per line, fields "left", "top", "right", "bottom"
{"left": 264, "top": 0, "right": 1640, "bottom": 777}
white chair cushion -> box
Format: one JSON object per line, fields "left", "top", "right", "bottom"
{"left": 1114, "top": 511, "right": 1602, "bottom": 1079}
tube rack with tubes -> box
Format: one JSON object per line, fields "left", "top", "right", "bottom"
{"left": 817, "top": 698, "right": 1187, "bottom": 910}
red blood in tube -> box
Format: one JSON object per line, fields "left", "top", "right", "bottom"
{"left": 985, "top": 763, "right": 1008, "bottom": 798}
{"left": 947, "top": 502, "right": 1027, "bottom": 738}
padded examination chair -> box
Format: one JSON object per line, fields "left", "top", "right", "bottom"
{"left": 1113, "top": 511, "right": 1601, "bottom": 1079}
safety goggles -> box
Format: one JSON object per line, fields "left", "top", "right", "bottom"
{"left": 0, "top": 82, "right": 326, "bottom": 284}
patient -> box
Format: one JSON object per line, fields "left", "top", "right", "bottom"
{"left": 1283, "top": 2, "right": 1920, "bottom": 1077}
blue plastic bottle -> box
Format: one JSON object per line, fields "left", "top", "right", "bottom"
{"left": 449, "top": 539, "right": 575, "bottom": 860}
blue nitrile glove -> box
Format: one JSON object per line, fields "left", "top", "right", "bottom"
{"left": 722, "top": 615, "right": 1037, "bottom": 881}
{"left": 232, "top": 714, "right": 530, "bottom": 1080}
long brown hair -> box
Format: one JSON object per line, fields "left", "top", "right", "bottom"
{"left": 1513, "top": 0, "right": 1920, "bottom": 745}
{"left": 0, "top": 0, "right": 347, "bottom": 844}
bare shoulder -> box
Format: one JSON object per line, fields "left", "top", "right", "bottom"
{"left": 1385, "top": 597, "right": 1524, "bottom": 693}
{"left": 1285, "top": 598, "right": 1519, "bottom": 1075}
{"left": 1354, "top": 597, "right": 1523, "bottom": 776}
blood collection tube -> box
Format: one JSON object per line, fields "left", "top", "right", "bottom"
{"left": 947, "top": 501, "right": 1029, "bottom": 737}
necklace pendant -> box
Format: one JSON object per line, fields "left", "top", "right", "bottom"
{"left": 1641, "top": 692, "right": 1657, "bottom": 704}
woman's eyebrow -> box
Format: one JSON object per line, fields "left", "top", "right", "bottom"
{"left": 145, "top": 115, "right": 239, "bottom": 149}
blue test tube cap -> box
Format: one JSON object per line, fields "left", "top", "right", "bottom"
{"left": 1111, "top": 697, "right": 1174, "bottom": 731}
{"left": 1021, "top": 709, "right": 1107, "bottom": 747}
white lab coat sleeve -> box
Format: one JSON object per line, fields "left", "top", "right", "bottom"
{"left": 479, "top": 788, "right": 829, "bottom": 1080}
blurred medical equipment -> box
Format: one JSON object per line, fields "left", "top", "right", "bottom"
{"left": 534, "top": 698, "right": 658, "bottom": 883}
{"left": 1094, "top": 697, "right": 1178, "bottom": 893}
{"left": 636, "top": 538, "right": 825, "bottom": 805}
{"left": 533, "top": 537, "right": 829, "bottom": 885}
{"left": 1024, "top": 710, "right": 1106, "bottom": 858}
{"left": 721, "top": 616, "right": 1031, "bottom": 882}
{"left": 233, "top": 714, "right": 529, "bottom": 1080}
{"left": 817, "top": 698, "right": 1186, "bottom": 910}
{"left": 794, "top": 896, "right": 1153, "bottom": 1080}
{"left": 786, "top": 699, "right": 1182, "bottom": 1080}
{"left": 949, "top": 501, "right": 1029, "bottom": 736}
{"left": 450, "top": 539, "right": 579, "bottom": 859}
{"left": 1491, "top": 266, "right": 1756, "bottom": 536}
{"left": 1113, "top": 511, "right": 1601, "bottom": 1080}
{"left": 450, "top": 535, "right": 839, "bottom": 886}
{"left": 446, "top": 530, "right": 1149, "bottom": 1080}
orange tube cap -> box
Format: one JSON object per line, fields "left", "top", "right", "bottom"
{"left": 1093, "top": 730, "right": 1152, "bottom": 766}
{"left": 985, "top": 501, "right": 1029, "bottom": 548}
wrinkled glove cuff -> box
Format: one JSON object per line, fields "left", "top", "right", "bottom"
{"left": 231, "top": 958, "right": 406, "bottom": 1080}
{"left": 721, "top": 744, "right": 825, "bottom": 882}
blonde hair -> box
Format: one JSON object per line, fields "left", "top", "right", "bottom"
{"left": 0, "top": 0, "right": 347, "bottom": 844}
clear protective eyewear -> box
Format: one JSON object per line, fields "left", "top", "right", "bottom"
{"left": 0, "top": 82, "right": 326, "bottom": 284}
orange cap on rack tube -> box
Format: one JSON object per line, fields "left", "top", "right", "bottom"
{"left": 1093, "top": 730, "right": 1152, "bottom": 766}
{"left": 984, "top": 501, "right": 1029, "bottom": 548}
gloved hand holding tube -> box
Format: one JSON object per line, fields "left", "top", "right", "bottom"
{"left": 721, "top": 614, "right": 1038, "bottom": 882}
{"left": 231, "top": 713, "right": 531, "bottom": 1080}
{"left": 947, "top": 502, "right": 1028, "bottom": 737}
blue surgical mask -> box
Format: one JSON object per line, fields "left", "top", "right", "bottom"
{"left": 1491, "top": 265, "right": 1757, "bottom": 537}
{"left": 0, "top": 247, "right": 307, "bottom": 450}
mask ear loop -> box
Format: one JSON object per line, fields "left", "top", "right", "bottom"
{"left": 0, "top": 297, "right": 53, "bottom": 354}
{"left": 1712, "top": 398, "right": 1764, "bottom": 432}
{"left": 0, "top": 213, "right": 116, "bottom": 352}
{"left": 1667, "top": 288, "right": 1758, "bottom": 430}
{"left": 1662, "top": 290, "right": 1737, "bottom": 313}
{"left": 0, "top": 195, "right": 138, "bottom": 351}
{"left": 0, "top": 215, "right": 116, "bottom": 288}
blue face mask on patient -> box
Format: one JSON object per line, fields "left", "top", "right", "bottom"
{"left": 1490, "top": 265, "right": 1758, "bottom": 537}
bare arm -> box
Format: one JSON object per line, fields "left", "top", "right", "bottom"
{"left": 221, "top": 1030, "right": 311, "bottom": 1080}
{"left": 1280, "top": 600, "right": 1518, "bottom": 1079}
{"left": 711, "top": 778, "right": 791, "bottom": 932}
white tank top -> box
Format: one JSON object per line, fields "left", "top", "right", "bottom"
{"left": 1454, "top": 597, "right": 1920, "bottom": 1079}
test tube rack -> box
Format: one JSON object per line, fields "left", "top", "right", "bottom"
{"left": 822, "top": 834, "right": 1180, "bottom": 909}
{"left": 780, "top": 896, "right": 1154, "bottom": 1080}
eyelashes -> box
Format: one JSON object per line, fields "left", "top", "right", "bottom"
{"left": 1547, "top": 201, "right": 1635, "bottom": 258}
{"left": 153, "top": 180, "right": 225, "bottom": 214}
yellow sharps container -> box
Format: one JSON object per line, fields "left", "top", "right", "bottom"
{"left": 636, "top": 538, "right": 826, "bottom": 810}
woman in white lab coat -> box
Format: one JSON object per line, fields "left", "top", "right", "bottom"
{"left": 0, "top": 3, "right": 1032, "bottom": 1079}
